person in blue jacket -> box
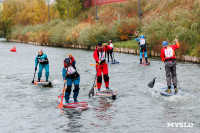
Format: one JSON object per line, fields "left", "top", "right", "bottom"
{"left": 62, "top": 54, "right": 80, "bottom": 102}
{"left": 135, "top": 32, "right": 149, "bottom": 64}
{"left": 35, "top": 49, "right": 49, "bottom": 82}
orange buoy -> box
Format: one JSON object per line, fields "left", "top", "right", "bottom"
{"left": 10, "top": 46, "right": 16, "bottom": 52}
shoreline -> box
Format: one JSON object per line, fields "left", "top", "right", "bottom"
{"left": 9, "top": 39, "right": 200, "bottom": 63}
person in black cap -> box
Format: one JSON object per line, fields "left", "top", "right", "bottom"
{"left": 62, "top": 54, "right": 80, "bottom": 102}
{"left": 93, "top": 42, "right": 112, "bottom": 91}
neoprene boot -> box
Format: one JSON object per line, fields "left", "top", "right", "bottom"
{"left": 145, "top": 58, "right": 148, "bottom": 63}
{"left": 166, "top": 86, "right": 171, "bottom": 93}
{"left": 174, "top": 86, "right": 178, "bottom": 93}
{"left": 65, "top": 92, "right": 70, "bottom": 102}
{"left": 46, "top": 77, "right": 48, "bottom": 82}
{"left": 38, "top": 79, "right": 40, "bottom": 82}
{"left": 140, "top": 59, "right": 142, "bottom": 64}
{"left": 106, "top": 87, "right": 111, "bottom": 92}
{"left": 73, "top": 92, "right": 79, "bottom": 102}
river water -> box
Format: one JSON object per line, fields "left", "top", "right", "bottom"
{"left": 0, "top": 38, "right": 200, "bottom": 133}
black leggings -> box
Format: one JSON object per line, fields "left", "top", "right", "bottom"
{"left": 107, "top": 49, "right": 113, "bottom": 61}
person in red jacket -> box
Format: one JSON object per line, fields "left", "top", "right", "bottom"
{"left": 160, "top": 39, "right": 180, "bottom": 93}
{"left": 93, "top": 42, "right": 112, "bottom": 91}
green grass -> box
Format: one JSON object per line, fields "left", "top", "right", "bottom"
{"left": 114, "top": 40, "right": 139, "bottom": 49}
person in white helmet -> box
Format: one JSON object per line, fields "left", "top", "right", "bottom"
{"left": 35, "top": 49, "right": 49, "bottom": 82}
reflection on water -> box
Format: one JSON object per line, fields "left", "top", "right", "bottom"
{"left": 91, "top": 98, "right": 115, "bottom": 128}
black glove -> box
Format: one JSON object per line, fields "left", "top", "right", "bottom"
{"left": 35, "top": 67, "right": 37, "bottom": 71}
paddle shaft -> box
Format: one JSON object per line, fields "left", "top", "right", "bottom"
{"left": 92, "top": 63, "right": 100, "bottom": 90}
{"left": 32, "top": 69, "right": 37, "bottom": 83}
{"left": 112, "top": 49, "right": 116, "bottom": 62}
{"left": 58, "top": 83, "right": 65, "bottom": 108}
{"left": 88, "top": 63, "right": 100, "bottom": 97}
{"left": 154, "top": 62, "right": 165, "bottom": 79}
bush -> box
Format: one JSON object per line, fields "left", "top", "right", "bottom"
{"left": 115, "top": 18, "right": 140, "bottom": 41}
{"left": 78, "top": 24, "right": 114, "bottom": 46}
{"left": 78, "top": 25, "right": 98, "bottom": 46}
{"left": 48, "top": 20, "right": 78, "bottom": 45}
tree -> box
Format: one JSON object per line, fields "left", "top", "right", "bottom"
{"left": 55, "top": 0, "right": 82, "bottom": 20}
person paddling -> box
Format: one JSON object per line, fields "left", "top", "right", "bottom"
{"left": 160, "top": 39, "right": 180, "bottom": 93}
{"left": 107, "top": 40, "right": 114, "bottom": 62}
{"left": 35, "top": 49, "right": 49, "bottom": 82}
{"left": 93, "top": 42, "right": 112, "bottom": 91}
{"left": 135, "top": 32, "right": 149, "bottom": 64}
{"left": 62, "top": 54, "right": 80, "bottom": 102}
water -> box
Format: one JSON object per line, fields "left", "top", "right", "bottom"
{"left": 0, "top": 38, "right": 200, "bottom": 133}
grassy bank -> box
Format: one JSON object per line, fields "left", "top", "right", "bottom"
{"left": 4, "top": 0, "right": 200, "bottom": 57}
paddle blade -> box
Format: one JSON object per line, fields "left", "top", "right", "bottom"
{"left": 88, "top": 87, "right": 94, "bottom": 97}
{"left": 58, "top": 95, "right": 64, "bottom": 108}
{"left": 58, "top": 103, "right": 63, "bottom": 108}
{"left": 31, "top": 80, "right": 34, "bottom": 84}
{"left": 148, "top": 78, "right": 156, "bottom": 88}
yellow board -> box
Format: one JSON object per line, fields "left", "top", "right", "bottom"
{"left": 0, "top": 3, "right": 3, "bottom": 11}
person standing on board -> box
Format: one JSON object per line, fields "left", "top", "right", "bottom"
{"left": 93, "top": 42, "right": 112, "bottom": 91}
{"left": 107, "top": 40, "right": 114, "bottom": 62}
{"left": 160, "top": 39, "right": 180, "bottom": 93}
{"left": 135, "top": 32, "right": 149, "bottom": 64}
{"left": 62, "top": 54, "right": 80, "bottom": 102}
{"left": 35, "top": 49, "right": 49, "bottom": 82}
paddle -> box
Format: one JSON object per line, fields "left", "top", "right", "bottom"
{"left": 148, "top": 62, "right": 164, "bottom": 88}
{"left": 90, "top": 64, "right": 95, "bottom": 65}
{"left": 88, "top": 62, "right": 100, "bottom": 97}
{"left": 58, "top": 83, "right": 65, "bottom": 108}
{"left": 112, "top": 50, "right": 116, "bottom": 62}
{"left": 31, "top": 68, "right": 37, "bottom": 83}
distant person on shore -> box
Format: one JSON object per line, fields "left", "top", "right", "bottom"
{"left": 62, "top": 54, "right": 80, "bottom": 102}
{"left": 160, "top": 39, "right": 180, "bottom": 93}
{"left": 135, "top": 31, "right": 149, "bottom": 64}
{"left": 107, "top": 40, "right": 114, "bottom": 62}
{"left": 35, "top": 50, "right": 49, "bottom": 82}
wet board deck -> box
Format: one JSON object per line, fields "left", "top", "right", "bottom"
{"left": 153, "top": 87, "right": 184, "bottom": 96}
{"left": 94, "top": 87, "right": 117, "bottom": 100}
{"left": 107, "top": 61, "right": 119, "bottom": 64}
{"left": 139, "top": 62, "right": 150, "bottom": 66}
{"left": 57, "top": 96, "right": 89, "bottom": 110}
{"left": 33, "top": 80, "right": 52, "bottom": 87}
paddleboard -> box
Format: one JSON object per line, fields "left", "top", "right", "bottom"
{"left": 94, "top": 86, "right": 117, "bottom": 100}
{"left": 107, "top": 61, "right": 119, "bottom": 64}
{"left": 57, "top": 96, "right": 89, "bottom": 110}
{"left": 153, "top": 87, "right": 184, "bottom": 96}
{"left": 33, "top": 80, "right": 52, "bottom": 87}
{"left": 139, "top": 62, "right": 150, "bottom": 66}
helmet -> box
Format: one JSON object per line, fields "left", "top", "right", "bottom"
{"left": 162, "top": 41, "right": 168, "bottom": 46}
{"left": 140, "top": 35, "right": 145, "bottom": 39}
{"left": 64, "top": 58, "right": 70, "bottom": 67}
{"left": 97, "top": 42, "right": 102, "bottom": 46}
{"left": 38, "top": 49, "right": 43, "bottom": 53}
